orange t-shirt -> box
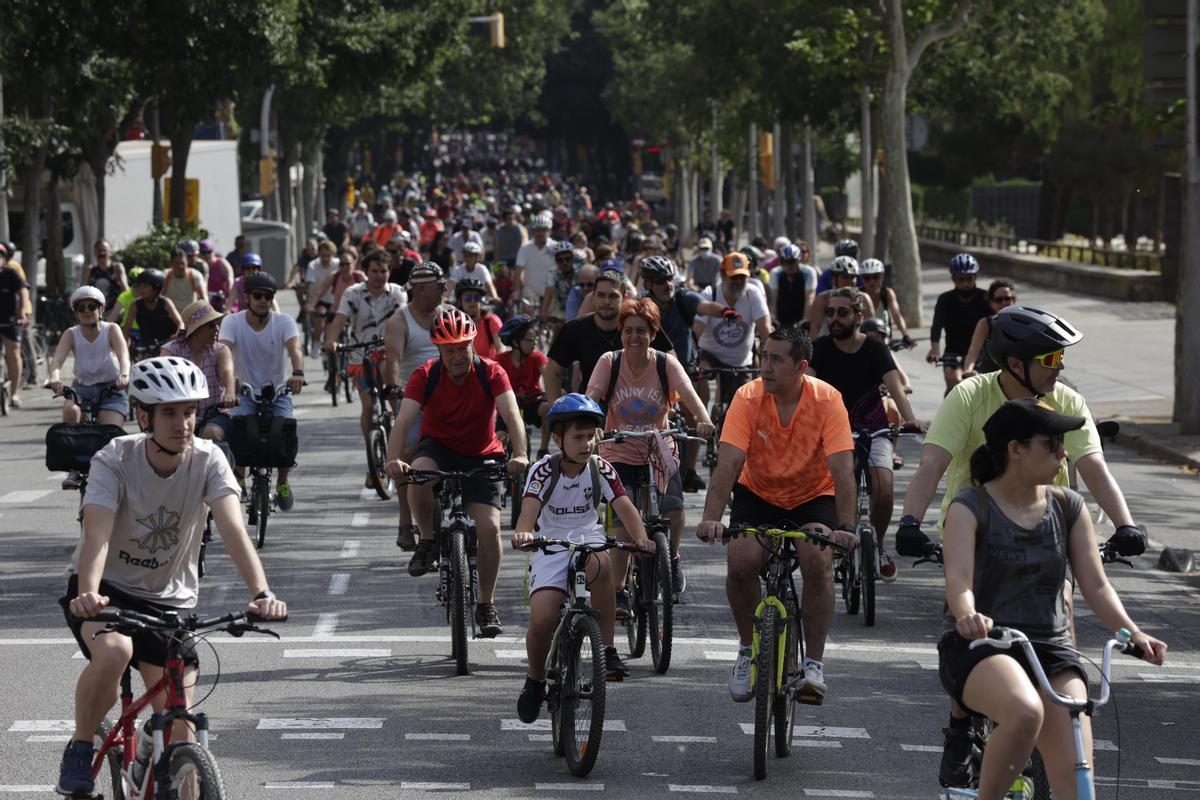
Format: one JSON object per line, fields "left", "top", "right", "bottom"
{"left": 720, "top": 376, "right": 852, "bottom": 508}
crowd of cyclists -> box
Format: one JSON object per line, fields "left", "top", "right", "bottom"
{"left": 0, "top": 170, "right": 1168, "bottom": 800}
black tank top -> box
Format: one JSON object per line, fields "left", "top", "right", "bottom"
{"left": 774, "top": 270, "right": 808, "bottom": 326}
{"left": 136, "top": 298, "right": 175, "bottom": 346}
{"left": 88, "top": 265, "right": 119, "bottom": 308}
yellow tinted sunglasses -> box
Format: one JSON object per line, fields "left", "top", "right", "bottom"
{"left": 1033, "top": 349, "right": 1065, "bottom": 369}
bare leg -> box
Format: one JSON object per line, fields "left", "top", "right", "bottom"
{"left": 467, "top": 502, "right": 502, "bottom": 603}
{"left": 1035, "top": 671, "right": 1091, "bottom": 800}
{"left": 525, "top": 590, "right": 565, "bottom": 681}
{"left": 795, "top": 529, "right": 835, "bottom": 660}
{"left": 962, "top": 655, "right": 1044, "bottom": 800}
{"left": 725, "top": 536, "right": 767, "bottom": 645}
{"left": 408, "top": 456, "right": 439, "bottom": 541}
{"left": 71, "top": 623, "right": 133, "bottom": 742}
{"left": 869, "top": 466, "right": 894, "bottom": 549}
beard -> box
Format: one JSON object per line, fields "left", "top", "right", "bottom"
{"left": 829, "top": 322, "right": 854, "bottom": 340}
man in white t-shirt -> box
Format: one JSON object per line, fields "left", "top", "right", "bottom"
{"left": 514, "top": 211, "right": 556, "bottom": 312}
{"left": 694, "top": 251, "right": 771, "bottom": 411}
{"left": 218, "top": 272, "right": 305, "bottom": 508}
{"left": 448, "top": 241, "right": 499, "bottom": 302}
{"left": 55, "top": 357, "right": 287, "bottom": 799}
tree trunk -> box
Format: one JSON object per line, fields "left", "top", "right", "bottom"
{"left": 280, "top": 135, "right": 296, "bottom": 234}
{"left": 747, "top": 123, "right": 758, "bottom": 242}
{"left": 882, "top": 54, "right": 923, "bottom": 325}
{"left": 45, "top": 176, "right": 65, "bottom": 295}
{"left": 860, "top": 86, "right": 876, "bottom": 257}
{"left": 782, "top": 120, "right": 797, "bottom": 241}
{"left": 801, "top": 123, "right": 817, "bottom": 253}
{"left": 1125, "top": 188, "right": 1140, "bottom": 253}
{"left": 168, "top": 124, "right": 194, "bottom": 227}
{"left": 873, "top": 110, "right": 890, "bottom": 263}
{"left": 20, "top": 151, "right": 46, "bottom": 296}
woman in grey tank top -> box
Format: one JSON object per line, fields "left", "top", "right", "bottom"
{"left": 938, "top": 399, "right": 1166, "bottom": 799}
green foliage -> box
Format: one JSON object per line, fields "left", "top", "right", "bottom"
{"left": 115, "top": 221, "right": 210, "bottom": 272}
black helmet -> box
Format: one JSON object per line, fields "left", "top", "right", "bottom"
{"left": 244, "top": 272, "right": 278, "bottom": 295}
{"left": 639, "top": 255, "right": 675, "bottom": 282}
{"left": 986, "top": 305, "right": 1082, "bottom": 364}
{"left": 834, "top": 239, "right": 860, "bottom": 258}
{"left": 499, "top": 315, "right": 534, "bottom": 347}
{"left": 741, "top": 245, "right": 765, "bottom": 268}
{"left": 139, "top": 268, "right": 166, "bottom": 291}
{"left": 454, "top": 277, "right": 486, "bottom": 300}
{"left": 859, "top": 318, "right": 888, "bottom": 337}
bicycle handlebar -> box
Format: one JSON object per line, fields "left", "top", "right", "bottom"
{"left": 87, "top": 607, "right": 286, "bottom": 639}
{"left": 931, "top": 355, "right": 964, "bottom": 368}
{"left": 697, "top": 366, "right": 760, "bottom": 378}
{"left": 854, "top": 424, "right": 923, "bottom": 441}
{"left": 516, "top": 536, "right": 651, "bottom": 555}
{"left": 402, "top": 463, "right": 509, "bottom": 485}
{"left": 723, "top": 524, "right": 850, "bottom": 554}
{"left": 50, "top": 385, "right": 121, "bottom": 408}
{"left": 915, "top": 540, "right": 1133, "bottom": 569}
{"left": 336, "top": 337, "right": 385, "bottom": 353}
{"left": 602, "top": 427, "right": 709, "bottom": 445}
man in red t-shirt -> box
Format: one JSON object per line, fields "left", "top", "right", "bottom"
{"left": 385, "top": 308, "right": 529, "bottom": 638}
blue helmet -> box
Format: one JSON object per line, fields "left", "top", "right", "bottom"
{"left": 499, "top": 315, "right": 534, "bottom": 347}
{"left": 949, "top": 253, "right": 979, "bottom": 274}
{"left": 599, "top": 258, "right": 624, "bottom": 274}
{"left": 546, "top": 393, "right": 605, "bottom": 429}
{"left": 778, "top": 243, "right": 802, "bottom": 262}
{"left": 241, "top": 252, "right": 263, "bottom": 269}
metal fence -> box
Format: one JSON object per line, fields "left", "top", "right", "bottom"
{"left": 917, "top": 223, "right": 1163, "bottom": 272}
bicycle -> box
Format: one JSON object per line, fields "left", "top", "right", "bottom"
{"left": 324, "top": 327, "right": 353, "bottom": 407}
{"left": 196, "top": 407, "right": 237, "bottom": 581}
{"left": 229, "top": 385, "right": 297, "bottom": 550}
{"left": 836, "top": 424, "right": 920, "bottom": 627}
{"left": 403, "top": 462, "right": 509, "bottom": 675}
{"left": 517, "top": 535, "right": 648, "bottom": 777}
{"left": 696, "top": 366, "right": 758, "bottom": 468}
{"left": 82, "top": 607, "right": 285, "bottom": 800}
{"left": 501, "top": 390, "right": 542, "bottom": 529}
{"left": 336, "top": 337, "right": 396, "bottom": 500}
{"left": 938, "top": 626, "right": 1145, "bottom": 800}
{"left": 723, "top": 524, "right": 849, "bottom": 781}
{"left": 0, "top": 351, "right": 9, "bottom": 415}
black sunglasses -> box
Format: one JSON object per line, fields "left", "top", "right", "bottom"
{"left": 824, "top": 306, "right": 854, "bottom": 319}
{"left": 250, "top": 291, "right": 274, "bottom": 300}
{"left": 75, "top": 302, "right": 102, "bottom": 312}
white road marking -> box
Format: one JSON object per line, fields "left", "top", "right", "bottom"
{"left": 0, "top": 489, "right": 53, "bottom": 503}
{"left": 1095, "top": 739, "right": 1119, "bottom": 751}
{"left": 803, "top": 791, "right": 874, "bottom": 798}
{"left": 737, "top": 723, "right": 867, "bottom": 739}
{"left": 281, "top": 732, "right": 345, "bottom": 740}
{"left": 529, "top": 734, "right": 553, "bottom": 741}
{"left": 283, "top": 648, "right": 390, "bottom": 658}
{"left": 292, "top": 408, "right": 310, "bottom": 417}
{"left": 265, "top": 782, "right": 336, "bottom": 789}
{"left": 794, "top": 740, "right": 842, "bottom": 748}
{"left": 502, "top": 719, "right": 625, "bottom": 731}
{"left": 668, "top": 785, "right": 737, "bottom": 794}
{"left": 7, "top": 720, "right": 73, "bottom": 732}
{"left": 536, "top": 783, "right": 605, "bottom": 791}
{"left": 703, "top": 651, "right": 736, "bottom": 661}
{"left": 340, "top": 540, "right": 361, "bottom": 558}
{"left": 257, "top": 718, "right": 384, "bottom": 730}
{"left": 0, "top": 787, "right": 55, "bottom": 793}
{"left": 495, "top": 649, "right": 527, "bottom": 659}
{"left": 652, "top": 736, "right": 717, "bottom": 743}
{"left": 915, "top": 662, "right": 939, "bottom": 670}
{"left": 26, "top": 734, "right": 71, "bottom": 742}
{"left": 405, "top": 733, "right": 471, "bottom": 741}
{"left": 1158, "top": 757, "right": 1200, "bottom": 766}
{"left": 328, "top": 573, "right": 350, "bottom": 595}
{"left": 900, "top": 744, "right": 942, "bottom": 752}
{"left": 1140, "top": 673, "right": 1200, "bottom": 683}
{"left": 400, "top": 782, "right": 470, "bottom": 791}
{"left": 312, "top": 613, "right": 338, "bottom": 638}
{"left": 72, "top": 650, "right": 85, "bottom": 659}
{"left": 350, "top": 512, "right": 370, "bottom": 528}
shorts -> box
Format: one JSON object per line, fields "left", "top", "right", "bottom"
{"left": 861, "top": 436, "right": 894, "bottom": 471}
{"left": 611, "top": 461, "right": 684, "bottom": 517}
{"left": 232, "top": 393, "right": 294, "bottom": 418}
{"left": 60, "top": 575, "right": 200, "bottom": 669}
{"left": 412, "top": 437, "right": 503, "bottom": 509}
{"left": 937, "top": 630, "right": 1085, "bottom": 716}
{"left": 729, "top": 484, "right": 837, "bottom": 532}
{"left": 347, "top": 349, "right": 387, "bottom": 392}
{"left": 69, "top": 381, "right": 129, "bottom": 416}
{"left": 527, "top": 528, "right": 607, "bottom": 596}
{"left": 0, "top": 323, "right": 22, "bottom": 344}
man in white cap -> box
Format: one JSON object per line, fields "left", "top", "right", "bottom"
{"left": 686, "top": 237, "right": 721, "bottom": 292}
{"left": 514, "top": 211, "right": 556, "bottom": 314}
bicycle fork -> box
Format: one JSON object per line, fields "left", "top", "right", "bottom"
{"left": 750, "top": 595, "right": 791, "bottom": 695}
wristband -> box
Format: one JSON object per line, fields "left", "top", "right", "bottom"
{"left": 292, "top": 370, "right": 305, "bottom": 377}
{"left": 837, "top": 523, "right": 857, "bottom": 534}
{"left": 255, "top": 590, "right": 276, "bottom": 601}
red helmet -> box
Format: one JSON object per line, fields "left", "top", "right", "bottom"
{"left": 430, "top": 308, "right": 477, "bottom": 345}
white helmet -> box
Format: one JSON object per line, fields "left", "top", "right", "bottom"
{"left": 129, "top": 357, "right": 209, "bottom": 405}
{"left": 859, "top": 258, "right": 885, "bottom": 276}
{"left": 532, "top": 211, "right": 553, "bottom": 230}
{"left": 463, "top": 240, "right": 483, "bottom": 255}
{"left": 773, "top": 236, "right": 791, "bottom": 251}
{"left": 830, "top": 256, "right": 860, "bottom": 276}
{"left": 70, "top": 286, "right": 106, "bottom": 309}
{"left": 550, "top": 240, "right": 574, "bottom": 256}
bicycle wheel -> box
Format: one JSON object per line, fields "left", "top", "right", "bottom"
{"left": 0, "top": 375, "right": 8, "bottom": 415}
{"left": 773, "top": 612, "right": 799, "bottom": 757}
{"left": 198, "top": 514, "right": 213, "bottom": 579}
{"left": 625, "top": 557, "right": 647, "bottom": 659}
{"left": 167, "top": 742, "right": 226, "bottom": 799}
{"left": 341, "top": 355, "right": 354, "bottom": 404}
{"left": 255, "top": 476, "right": 270, "bottom": 549}
{"left": 326, "top": 351, "right": 339, "bottom": 407}
{"left": 449, "top": 529, "right": 471, "bottom": 675}
{"left": 366, "top": 427, "right": 394, "bottom": 499}
{"left": 843, "top": 549, "right": 860, "bottom": 616}
{"left": 753, "top": 603, "right": 779, "bottom": 780}
{"left": 92, "top": 721, "right": 126, "bottom": 800}
{"left": 561, "top": 613, "right": 606, "bottom": 777}
{"left": 549, "top": 639, "right": 566, "bottom": 757}
{"left": 648, "top": 530, "right": 673, "bottom": 674}
{"left": 859, "top": 525, "right": 876, "bottom": 627}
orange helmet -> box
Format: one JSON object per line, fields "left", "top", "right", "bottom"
{"left": 721, "top": 251, "right": 751, "bottom": 278}
{"left": 430, "top": 308, "right": 477, "bottom": 345}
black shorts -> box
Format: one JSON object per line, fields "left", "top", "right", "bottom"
{"left": 60, "top": 575, "right": 200, "bottom": 669}
{"left": 412, "top": 437, "right": 503, "bottom": 509}
{"left": 0, "top": 324, "right": 22, "bottom": 344}
{"left": 729, "top": 484, "right": 837, "bottom": 531}
{"left": 937, "top": 630, "right": 1085, "bottom": 715}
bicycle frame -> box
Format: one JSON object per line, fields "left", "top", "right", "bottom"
{"left": 750, "top": 535, "right": 803, "bottom": 697}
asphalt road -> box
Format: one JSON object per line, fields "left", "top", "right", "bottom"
{"left": 1, "top": 271, "right": 1197, "bottom": 799}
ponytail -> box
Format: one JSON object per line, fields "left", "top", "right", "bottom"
{"left": 969, "top": 443, "right": 1006, "bottom": 485}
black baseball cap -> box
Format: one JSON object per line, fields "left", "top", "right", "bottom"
{"left": 983, "top": 398, "right": 1085, "bottom": 450}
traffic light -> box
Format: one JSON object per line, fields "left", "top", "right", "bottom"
{"left": 259, "top": 151, "right": 277, "bottom": 196}
{"left": 758, "top": 131, "right": 774, "bottom": 190}
{"left": 151, "top": 143, "right": 172, "bottom": 180}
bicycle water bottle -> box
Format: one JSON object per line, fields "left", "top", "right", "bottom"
{"left": 469, "top": 555, "right": 480, "bottom": 603}
{"left": 130, "top": 719, "right": 154, "bottom": 787}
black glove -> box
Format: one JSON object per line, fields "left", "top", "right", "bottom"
{"left": 722, "top": 307, "right": 741, "bottom": 323}
{"left": 1107, "top": 525, "right": 1146, "bottom": 557}
{"left": 895, "top": 515, "right": 930, "bottom": 557}
{"left": 902, "top": 334, "right": 915, "bottom": 349}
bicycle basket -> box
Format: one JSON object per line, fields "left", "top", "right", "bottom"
{"left": 45, "top": 423, "right": 128, "bottom": 472}
{"left": 228, "top": 415, "right": 298, "bottom": 468}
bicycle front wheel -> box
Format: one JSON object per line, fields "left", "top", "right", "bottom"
{"left": 648, "top": 531, "right": 673, "bottom": 674}
{"left": 859, "top": 525, "right": 876, "bottom": 627}
{"left": 753, "top": 603, "right": 779, "bottom": 780}
{"left": 341, "top": 357, "right": 354, "bottom": 404}
{"left": 625, "top": 557, "right": 647, "bottom": 659}
{"left": 843, "top": 549, "right": 860, "bottom": 616}
{"left": 167, "top": 742, "right": 225, "bottom": 800}
{"left": 255, "top": 476, "right": 270, "bottom": 549}
{"left": 366, "top": 427, "right": 394, "bottom": 499}
{"left": 449, "top": 529, "right": 471, "bottom": 675}
{"left": 561, "top": 613, "right": 606, "bottom": 777}
{"left": 326, "top": 351, "right": 339, "bottom": 407}
{"left": 198, "top": 514, "right": 213, "bottom": 579}
{"left": 773, "top": 612, "right": 799, "bottom": 757}
{"left": 92, "top": 721, "right": 126, "bottom": 800}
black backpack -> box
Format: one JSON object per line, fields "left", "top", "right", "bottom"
{"left": 422, "top": 356, "right": 494, "bottom": 404}
{"left": 603, "top": 350, "right": 669, "bottom": 413}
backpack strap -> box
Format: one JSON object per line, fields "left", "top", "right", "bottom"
{"left": 588, "top": 455, "right": 603, "bottom": 510}
{"left": 1047, "top": 485, "right": 1073, "bottom": 528}
{"left": 603, "top": 350, "right": 670, "bottom": 411}
{"left": 974, "top": 484, "right": 991, "bottom": 554}
{"left": 423, "top": 356, "right": 493, "bottom": 405}
{"left": 423, "top": 360, "right": 442, "bottom": 405}
{"left": 533, "top": 453, "right": 604, "bottom": 515}
{"left": 604, "top": 351, "right": 623, "bottom": 411}
{"left": 540, "top": 452, "right": 565, "bottom": 507}
{"left": 474, "top": 356, "right": 493, "bottom": 400}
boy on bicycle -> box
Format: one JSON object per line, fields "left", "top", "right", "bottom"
{"left": 511, "top": 393, "right": 653, "bottom": 723}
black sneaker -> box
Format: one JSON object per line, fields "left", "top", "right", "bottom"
{"left": 671, "top": 554, "right": 686, "bottom": 595}
{"left": 395, "top": 524, "right": 418, "bottom": 551}
{"left": 517, "top": 676, "right": 546, "bottom": 724}
{"left": 407, "top": 539, "right": 437, "bottom": 577}
{"left": 56, "top": 739, "right": 96, "bottom": 798}
{"left": 615, "top": 588, "right": 631, "bottom": 620}
{"left": 939, "top": 724, "right": 974, "bottom": 787}
{"left": 682, "top": 469, "right": 706, "bottom": 493}
{"left": 475, "top": 602, "right": 503, "bottom": 638}
{"left": 605, "top": 646, "right": 630, "bottom": 681}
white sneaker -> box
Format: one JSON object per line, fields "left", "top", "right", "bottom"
{"left": 728, "top": 646, "right": 753, "bottom": 702}
{"left": 797, "top": 660, "right": 827, "bottom": 705}
{"left": 879, "top": 552, "right": 898, "bottom": 583}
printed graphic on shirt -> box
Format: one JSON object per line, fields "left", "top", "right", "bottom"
{"left": 523, "top": 455, "right": 627, "bottom": 539}
{"left": 134, "top": 506, "right": 182, "bottom": 554}
{"left": 712, "top": 317, "right": 750, "bottom": 348}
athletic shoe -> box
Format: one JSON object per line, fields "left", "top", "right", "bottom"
{"left": 879, "top": 552, "right": 898, "bottom": 583}
{"left": 797, "top": 660, "right": 827, "bottom": 705}
{"left": 615, "top": 588, "right": 631, "bottom": 620}
{"left": 275, "top": 483, "right": 294, "bottom": 511}
{"left": 407, "top": 539, "right": 437, "bottom": 576}
{"left": 9, "top": 396, "right": 20, "bottom": 409}
{"left": 61, "top": 470, "right": 82, "bottom": 491}
{"left": 517, "top": 677, "right": 546, "bottom": 724}
{"left": 728, "top": 646, "right": 753, "bottom": 702}
{"left": 682, "top": 469, "right": 706, "bottom": 492}
{"left": 475, "top": 602, "right": 503, "bottom": 638}
{"left": 939, "top": 724, "right": 974, "bottom": 787}
{"left": 396, "top": 524, "right": 418, "bottom": 551}
{"left": 671, "top": 554, "right": 686, "bottom": 595}
{"left": 55, "top": 739, "right": 95, "bottom": 798}
{"left": 605, "top": 646, "right": 630, "bottom": 681}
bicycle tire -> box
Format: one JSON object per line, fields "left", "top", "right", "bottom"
{"left": 648, "top": 530, "right": 673, "bottom": 674}
{"left": 753, "top": 603, "right": 779, "bottom": 780}
{"left": 625, "top": 557, "right": 647, "bottom": 659}
{"left": 860, "top": 525, "right": 876, "bottom": 627}
{"left": 255, "top": 476, "right": 269, "bottom": 549}
{"left": 844, "top": 549, "right": 860, "bottom": 616}
{"left": 0, "top": 378, "right": 8, "bottom": 416}
{"left": 550, "top": 641, "right": 566, "bottom": 757}
{"left": 773, "top": 612, "right": 799, "bottom": 757}
{"left": 166, "top": 742, "right": 225, "bottom": 799}
{"left": 449, "top": 528, "right": 471, "bottom": 676}
{"left": 92, "top": 721, "right": 126, "bottom": 800}
{"left": 198, "top": 514, "right": 213, "bottom": 579}
{"left": 341, "top": 354, "right": 354, "bottom": 404}
{"left": 366, "top": 427, "right": 394, "bottom": 499}
{"left": 326, "top": 351, "right": 339, "bottom": 407}
{"left": 562, "top": 613, "right": 606, "bottom": 777}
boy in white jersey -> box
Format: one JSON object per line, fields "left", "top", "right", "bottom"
{"left": 511, "top": 393, "right": 652, "bottom": 723}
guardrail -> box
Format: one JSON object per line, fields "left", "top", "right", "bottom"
{"left": 916, "top": 224, "right": 1162, "bottom": 272}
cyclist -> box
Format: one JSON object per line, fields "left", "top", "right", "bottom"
{"left": 218, "top": 272, "right": 305, "bottom": 510}
{"left": 162, "top": 247, "right": 206, "bottom": 312}
{"left": 306, "top": 249, "right": 366, "bottom": 330}
{"left": 198, "top": 239, "right": 234, "bottom": 312}
{"left": 0, "top": 242, "right": 31, "bottom": 409}
{"left": 384, "top": 309, "right": 530, "bottom": 638}
{"left": 962, "top": 279, "right": 1018, "bottom": 376}
{"left": 513, "top": 393, "right": 653, "bottom": 721}
{"left": 383, "top": 261, "right": 446, "bottom": 549}
{"left": 686, "top": 237, "right": 721, "bottom": 292}
{"left": 305, "top": 240, "right": 340, "bottom": 350}
{"left": 496, "top": 316, "right": 548, "bottom": 431}
{"left": 455, "top": 277, "right": 502, "bottom": 359}
{"left": 564, "top": 263, "right": 599, "bottom": 321}
{"left": 697, "top": 324, "right": 858, "bottom": 705}
{"left": 55, "top": 356, "right": 287, "bottom": 799}
{"left": 47, "top": 285, "right": 131, "bottom": 423}
{"left": 515, "top": 211, "right": 556, "bottom": 314}
{"left": 228, "top": 253, "right": 279, "bottom": 313}
{"left": 805, "top": 256, "right": 875, "bottom": 338}
{"left": 121, "top": 268, "right": 183, "bottom": 356}
{"left": 806, "top": 287, "right": 921, "bottom": 581}
{"left": 496, "top": 204, "right": 527, "bottom": 268}
{"left": 857, "top": 258, "right": 914, "bottom": 348}
{"left": 939, "top": 398, "right": 1166, "bottom": 800}
{"left": 447, "top": 240, "right": 500, "bottom": 302}
{"left": 539, "top": 239, "right": 576, "bottom": 329}
{"left": 768, "top": 242, "right": 817, "bottom": 327}
{"left": 895, "top": 305, "right": 1148, "bottom": 786}
{"left": 586, "top": 297, "right": 714, "bottom": 600}
{"left": 815, "top": 238, "right": 859, "bottom": 293}
{"left": 79, "top": 239, "right": 128, "bottom": 313}
{"left": 161, "top": 300, "right": 237, "bottom": 444}
{"left": 927, "top": 253, "right": 991, "bottom": 396}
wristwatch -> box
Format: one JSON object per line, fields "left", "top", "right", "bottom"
{"left": 255, "top": 590, "right": 276, "bottom": 601}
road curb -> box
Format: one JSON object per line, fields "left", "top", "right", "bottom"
{"left": 1112, "top": 423, "right": 1200, "bottom": 473}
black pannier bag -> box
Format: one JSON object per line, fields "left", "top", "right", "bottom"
{"left": 45, "top": 424, "right": 128, "bottom": 472}
{"left": 228, "top": 414, "right": 298, "bottom": 468}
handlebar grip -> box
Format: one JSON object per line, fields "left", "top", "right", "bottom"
{"left": 246, "top": 612, "right": 288, "bottom": 624}
{"left": 1120, "top": 639, "right": 1145, "bottom": 660}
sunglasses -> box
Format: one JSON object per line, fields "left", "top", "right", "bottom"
{"left": 1026, "top": 434, "right": 1065, "bottom": 452}
{"left": 992, "top": 294, "right": 1016, "bottom": 305}
{"left": 555, "top": 255, "right": 574, "bottom": 262}
{"left": 461, "top": 293, "right": 482, "bottom": 302}
{"left": 824, "top": 306, "right": 855, "bottom": 319}
{"left": 250, "top": 291, "right": 274, "bottom": 301}
{"left": 75, "top": 303, "right": 102, "bottom": 312}
{"left": 1033, "top": 349, "right": 1065, "bottom": 369}
{"left": 577, "top": 282, "right": 595, "bottom": 290}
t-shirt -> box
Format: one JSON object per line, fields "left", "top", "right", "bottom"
{"left": 651, "top": 289, "right": 703, "bottom": 367}
{"left": 72, "top": 435, "right": 239, "bottom": 607}
{"left": 449, "top": 229, "right": 484, "bottom": 261}
{"left": 336, "top": 283, "right": 406, "bottom": 361}
{"left": 547, "top": 313, "right": 674, "bottom": 393}
{"left": 406, "top": 356, "right": 511, "bottom": 457}
{"left": 306, "top": 257, "right": 338, "bottom": 304}
{"left": 923, "top": 372, "right": 1102, "bottom": 532}
{"left": 721, "top": 376, "right": 853, "bottom": 508}
{"left": 524, "top": 454, "right": 627, "bottom": 543}
{"left": 449, "top": 263, "right": 494, "bottom": 286}
{"left": 587, "top": 349, "right": 689, "bottom": 465}
{"left": 808, "top": 334, "right": 897, "bottom": 429}
{"left": 474, "top": 312, "right": 502, "bottom": 359}
{"left": 769, "top": 264, "right": 818, "bottom": 326}
{"left": 697, "top": 283, "right": 769, "bottom": 367}
{"left": 516, "top": 240, "right": 557, "bottom": 298}
{"left": 930, "top": 288, "right": 991, "bottom": 355}
{"left": 0, "top": 266, "right": 29, "bottom": 323}
{"left": 687, "top": 252, "right": 722, "bottom": 288}
{"left": 323, "top": 221, "right": 349, "bottom": 244}
{"left": 496, "top": 224, "right": 525, "bottom": 262}
{"left": 218, "top": 311, "right": 299, "bottom": 393}
{"left": 496, "top": 349, "right": 548, "bottom": 398}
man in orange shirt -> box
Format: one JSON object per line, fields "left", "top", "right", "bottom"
{"left": 697, "top": 324, "right": 857, "bottom": 706}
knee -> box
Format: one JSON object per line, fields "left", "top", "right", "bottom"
{"left": 1001, "top": 697, "right": 1045, "bottom": 737}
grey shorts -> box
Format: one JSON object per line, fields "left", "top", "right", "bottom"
{"left": 611, "top": 461, "right": 684, "bottom": 517}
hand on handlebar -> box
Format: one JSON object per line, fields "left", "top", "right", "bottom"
{"left": 69, "top": 592, "right": 110, "bottom": 619}
{"left": 900, "top": 419, "right": 926, "bottom": 433}
{"left": 506, "top": 455, "right": 528, "bottom": 478}
{"left": 955, "top": 611, "right": 994, "bottom": 641}
{"left": 322, "top": 340, "right": 337, "bottom": 354}
{"left": 895, "top": 517, "right": 930, "bottom": 557}
{"left": 828, "top": 527, "right": 859, "bottom": 553}
{"left": 512, "top": 530, "right": 536, "bottom": 549}
{"left": 925, "top": 344, "right": 940, "bottom": 364}
{"left": 248, "top": 595, "right": 288, "bottom": 620}
{"left": 385, "top": 459, "right": 411, "bottom": 479}
{"left": 1107, "top": 525, "right": 1146, "bottom": 557}
{"left": 694, "top": 421, "right": 715, "bottom": 439}
{"left": 49, "top": 380, "right": 64, "bottom": 396}
{"left": 1130, "top": 630, "right": 1168, "bottom": 666}
{"left": 287, "top": 375, "right": 305, "bottom": 395}
{"left": 696, "top": 520, "right": 726, "bottom": 545}
{"left": 633, "top": 536, "right": 656, "bottom": 553}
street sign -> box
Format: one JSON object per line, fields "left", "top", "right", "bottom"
{"left": 162, "top": 178, "right": 200, "bottom": 224}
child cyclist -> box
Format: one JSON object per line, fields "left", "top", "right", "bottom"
{"left": 511, "top": 393, "right": 654, "bottom": 723}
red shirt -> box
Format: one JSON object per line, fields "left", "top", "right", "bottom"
{"left": 474, "top": 313, "right": 502, "bottom": 359}
{"left": 406, "top": 357, "right": 511, "bottom": 457}
{"left": 496, "top": 350, "right": 548, "bottom": 399}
